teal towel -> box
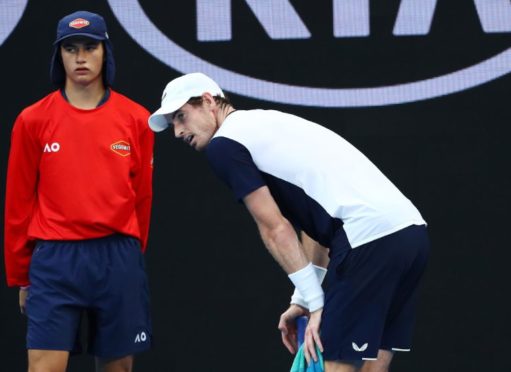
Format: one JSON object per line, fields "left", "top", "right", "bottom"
{"left": 290, "top": 344, "right": 324, "bottom": 372}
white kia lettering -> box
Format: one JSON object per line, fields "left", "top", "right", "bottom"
{"left": 393, "top": 0, "right": 437, "bottom": 36}
{"left": 395, "top": 0, "right": 511, "bottom": 36}
{"left": 107, "top": 0, "right": 511, "bottom": 107}
{"left": 197, "top": 0, "right": 310, "bottom": 41}
{"left": 44, "top": 142, "right": 60, "bottom": 153}
{"left": 333, "top": 0, "right": 369, "bottom": 37}
{"left": 197, "top": 0, "right": 511, "bottom": 40}
{"left": 474, "top": 0, "right": 511, "bottom": 33}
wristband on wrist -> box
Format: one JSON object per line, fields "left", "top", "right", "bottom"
{"left": 288, "top": 263, "right": 324, "bottom": 312}
{"left": 20, "top": 286, "right": 30, "bottom": 291}
{"left": 290, "top": 290, "right": 309, "bottom": 309}
{"left": 290, "top": 265, "right": 327, "bottom": 310}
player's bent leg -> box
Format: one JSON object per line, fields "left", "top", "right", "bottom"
{"left": 324, "top": 360, "right": 361, "bottom": 372}
{"left": 359, "top": 349, "right": 394, "bottom": 372}
{"left": 28, "top": 349, "right": 69, "bottom": 372}
{"left": 95, "top": 355, "right": 133, "bottom": 372}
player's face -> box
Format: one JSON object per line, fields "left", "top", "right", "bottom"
{"left": 60, "top": 37, "right": 104, "bottom": 87}
{"left": 166, "top": 101, "right": 218, "bottom": 151}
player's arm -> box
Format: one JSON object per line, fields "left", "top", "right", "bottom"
{"left": 206, "top": 139, "right": 323, "bottom": 360}
{"left": 289, "top": 232, "right": 329, "bottom": 310}
{"left": 243, "top": 186, "right": 308, "bottom": 274}
{"left": 244, "top": 186, "right": 324, "bottom": 361}
{"left": 278, "top": 232, "right": 329, "bottom": 354}
{"left": 299, "top": 232, "right": 329, "bottom": 363}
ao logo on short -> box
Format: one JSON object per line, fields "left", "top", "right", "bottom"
{"left": 134, "top": 331, "right": 147, "bottom": 343}
{"left": 107, "top": 0, "right": 511, "bottom": 107}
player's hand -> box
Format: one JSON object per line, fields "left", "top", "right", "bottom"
{"left": 278, "top": 304, "right": 308, "bottom": 354}
{"left": 304, "top": 308, "right": 323, "bottom": 364}
{"left": 19, "top": 287, "right": 28, "bottom": 315}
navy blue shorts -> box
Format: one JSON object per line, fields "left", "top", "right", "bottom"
{"left": 321, "top": 224, "right": 430, "bottom": 361}
{"left": 26, "top": 234, "right": 152, "bottom": 358}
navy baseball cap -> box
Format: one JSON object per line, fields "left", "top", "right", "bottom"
{"left": 54, "top": 11, "right": 109, "bottom": 44}
{"left": 50, "top": 11, "right": 115, "bottom": 86}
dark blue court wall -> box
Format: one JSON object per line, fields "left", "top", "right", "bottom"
{"left": 0, "top": 1, "right": 509, "bottom": 371}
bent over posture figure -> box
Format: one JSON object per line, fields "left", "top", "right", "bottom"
{"left": 4, "top": 11, "right": 154, "bottom": 372}
{"left": 148, "top": 72, "right": 429, "bottom": 372}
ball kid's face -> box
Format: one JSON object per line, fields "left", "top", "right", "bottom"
{"left": 165, "top": 97, "right": 218, "bottom": 151}
{"left": 60, "top": 36, "right": 104, "bottom": 86}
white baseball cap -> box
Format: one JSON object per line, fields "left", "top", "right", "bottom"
{"left": 148, "top": 72, "right": 225, "bottom": 132}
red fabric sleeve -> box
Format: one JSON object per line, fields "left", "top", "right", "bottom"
{"left": 4, "top": 114, "right": 40, "bottom": 287}
{"left": 132, "top": 115, "right": 154, "bottom": 252}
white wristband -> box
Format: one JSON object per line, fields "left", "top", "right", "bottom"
{"left": 288, "top": 263, "right": 324, "bottom": 312}
{"left": 290, "top": 265, "right": 327, "bottom": 310}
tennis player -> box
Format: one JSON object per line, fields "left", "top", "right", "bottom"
{"left": 148, "top": 72, "right": 429, "bottom": 372}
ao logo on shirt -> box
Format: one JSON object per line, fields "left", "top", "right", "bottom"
{"left": 43, "top": 142, "right": 60, "bottom": 153}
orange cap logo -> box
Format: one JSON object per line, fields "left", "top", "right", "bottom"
{"left": 69, "top": 18, "right": 90, "bottom": 29}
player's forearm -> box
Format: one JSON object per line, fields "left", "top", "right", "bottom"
{"left": 259, "top": 219, "right": 309, "bottom": 274}
{"left": 260, "top": 222, "right": 324, "bottom": 311}
{"left": 300, "top": 231, "right": 329, "bottom": 268}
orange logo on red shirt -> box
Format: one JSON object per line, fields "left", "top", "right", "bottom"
{"left": 69, "top": 18, "right": 90, "bottom": 29}
{"left": 111, "top": 141, "right": 131, "bottom": 157}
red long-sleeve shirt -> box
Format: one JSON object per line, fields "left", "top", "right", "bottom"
{"left": 4, "top": 90, "right": 154, "bottom": 287}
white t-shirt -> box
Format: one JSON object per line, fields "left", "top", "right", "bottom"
{"left": 206, "top": 109, "right": 425, "bottom": 250}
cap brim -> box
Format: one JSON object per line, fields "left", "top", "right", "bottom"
{"left": 54, "top": 33, "right": 106, "bottom": 45}
{"left": 148, "top": 97, "right": 189, "bottom": 132}
{"left": 148, "top": 111, "right": 169, "bottom": 132}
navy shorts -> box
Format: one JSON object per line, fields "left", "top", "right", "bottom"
{"left": 26, "top": 234, "right": 152, "bottom": 358}
{"left": 321, "top": 224, "right": 430, "bottom": 361}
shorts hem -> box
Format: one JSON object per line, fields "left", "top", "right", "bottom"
{"left": 322, "top": 352, "right": 379, "bottom": 362}
{"left": 90, "top": 345, "right": 152, "bottom": 359}
{"left": 27, "top": 345, "right": 73, "bottom": 352}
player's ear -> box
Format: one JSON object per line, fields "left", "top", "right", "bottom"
{"left": 202, "top": 92, "right": 215, "bottom": 107}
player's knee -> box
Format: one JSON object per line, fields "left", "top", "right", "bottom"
{"left": 96, "top": 355, "right": 133, "bottom": 372}
{"left": 28, "top": 350, "right": 68, "bottom": 372}
{"left": 360, "top": 349, "right": 393, "bottom": 372}
{"left": 324, "top": 360, "right": 361, "bottom": 372}
{"left": 28, "top": 361, "right": 67, "bottom": 372}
